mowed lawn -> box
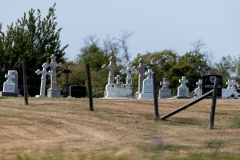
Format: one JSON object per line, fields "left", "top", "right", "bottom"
{"left": 0, "top": 97, "right": 240, "bottom": 160}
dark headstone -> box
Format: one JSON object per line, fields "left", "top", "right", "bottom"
{"left": 202, "top": 75, "right": 222, "bottom": 97}
{"left": 69, "top": 85, "right": 86, "bottom": 98}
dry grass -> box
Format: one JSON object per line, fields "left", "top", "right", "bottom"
{"left": 0, "top": 97, "right": 240, "bottom": 159}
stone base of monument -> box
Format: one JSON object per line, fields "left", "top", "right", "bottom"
{"left": 0, "top": 91, "right": 18, "bottom": 97}
{"left": 103, "top": 84, "right": 133, "bottom": 98}
{"left": 138, "top": 93, "right": 154, "bottom": 99}
{"left": 47, "top": 88, "right": 61, "bottom": 98}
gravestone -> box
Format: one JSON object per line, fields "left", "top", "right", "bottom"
{"left": 69, "top": 85, "right": 86, "bottom": 98}
{"left": 194, "top": 79, "right": 202, "bottom": 99}
{"left": 47, "top": 54, "right": 63, "bottom": 98}
{"left": 115, "top": 75, "right": 122, "bottom": 85}
{"left": 133, "top": 58, "right": 147, "bottom": 96}
{"left": 138, "top": 69, "right": 154, "bottom": 99}
{"left": 120, "top": 62, "right": 138, "bottom": 85}
{"left": 0, "top": 70, "right": 19, "bottom": 97}
{"left": 35, "top": 62, "right": 52, "bottom": 98}
{"left": 222, "top": 79, "right": 238, "bottom": 99}
{"left": 159, "top": 78, "right": 171, "bottom": 98}
{"left": 102, "top": 56, "right": 121, "bottom": 84}
{"left": 103, "top": 60, "right": 137, "bottom": 98}
{"left": 202, "top": 75, "right": 222, "bottom": 97}
{"left": 177, "top": 76, "right": 190, "bottom": 98}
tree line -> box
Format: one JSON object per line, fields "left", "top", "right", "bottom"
{"left": 0, "top": 4, "right": 239, "bottom": 97}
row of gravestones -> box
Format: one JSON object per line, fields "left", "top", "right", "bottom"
{"left": 101, "top": 56, "right": 191, "bottom": 99}
{"left": 0, "top": 54, "right": 86, "bottom": 98}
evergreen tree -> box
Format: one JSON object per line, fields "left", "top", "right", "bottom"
{"left": 0, "top": 3, "right": 68, "bottom": 96}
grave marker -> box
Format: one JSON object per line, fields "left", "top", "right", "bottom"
{"left": 159, "top": 78, "right": 171, "bottom": 98}
{"left": 138, "top": 69, "right": 154, "bottom": 99}
{"left": 35, "top": 62, "right": 52, "bottom": 97}
{"left": 47, "top": 54, "right": 63, "bottom": 98}
{"left": 177, "top": 76, "right": 189, "bottom": 98}
{"left": 120, "top": 62, "right": 138, "bottom": 85}
{"left": 102, "top": 56, "right": 121, "bottom": 84}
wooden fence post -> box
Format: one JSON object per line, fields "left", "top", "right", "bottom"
{"left": 86, "top": 63, "right": 94, "bottom": 111}
{"left": 22, "top": 60, "right": 28, "bottom": 105}
{"left": 210, "top": 78, "right": 218, "bottom": 129}
{"left": 153, "top": 73, "right": 159, "bottom": 118}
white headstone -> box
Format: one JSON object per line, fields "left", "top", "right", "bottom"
{"left": 177, "top": 76, "right": 189, "bottom": 98}
{"left": 159, "top": 78, "right": 171, "bottom": 98}
{"left": 226, "top": 79, "right": 233, "bottom": 89}
{"left": 47, "top": 54, "right": 63, "bottom": 98}
{"left": 138, "top": 69, "right": 154, "bottom": 99}
{"left": 3, "top": 70, "right": 16, "bottom": 92}
{"left": 194, "top": 79, "right": 202, "bottom": 99}
{"left": 35, "top": 62, "right": 52, "bottom": 97}
{"left": 120, "top": 62, "right": 138, "bottom": 85}
{"left": 222, "top": 79, "right": 238, "bottom": 99}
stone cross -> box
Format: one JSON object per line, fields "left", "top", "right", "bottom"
{"left": 160, "top": 78, "right": 170, "bottom": 88}
{"left": 226, "top": 79, "right": 232, "bottom": 89}
{"left": 179, "top": 76, "right": 188, "bottom": 87}
{"left": 48, "top": 54, "right": 63, "bottom": 89}
{"left": 196, "top": 79, "right": 202, "bottom": 88}
{"left": 102, "top": 56, "right": 121, "bottom": 84}
{"left": 145, "top": 68, "right": 153, "bottom": 79}
{"left": 115, "top": 75, "right": 122, "bottom": 84}
{"left": 133, "top": 58, "right": 147, "bottom": 93}
{"left": 231, "top": 80, "right": 237, "bottom": 89}
{"left": 120, "top": 62, "right": 138, "bottom": 84}
{"left": 3, "top": 71, "right": 15, "bottom": 92}
{"left": 35, "top": 62, "right": 52, "bottom": 97}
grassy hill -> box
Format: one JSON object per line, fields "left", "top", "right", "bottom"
{"left": 0, "top": 97, "right": 240, "bottom": 159}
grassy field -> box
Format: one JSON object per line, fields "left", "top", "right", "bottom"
{"left": 0, "top": 97, "right": 240, "bottom": 159}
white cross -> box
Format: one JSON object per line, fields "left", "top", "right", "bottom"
{"left": 160, "top": 78, "right": 169, "bottom": 88}
{"left": 145, "top": 69, "right": 153, "bottom": 79}
{"left": 35, "top": 62, "right": 52, "bottom": 97}
{"left": 5, "top": 72, "right": 15, "bottom": 80}
{"left": 102, "top": 56, "right": 121, "bottom": 84}
{"left": 231, "top": 80, "right": 237, "bottom": 89}
{"left": 179, "top": 76, "right": 188, "bottom": 86}
{"left": 226, "top": 79, "right": 232, "bottom": 89}
{"left": 115, "top": 75, "right": 122, "bottom": 84}
{"left": 120, "top": 62, "right": 138, "bottom": 84}
{"left": 196, "top": 79, "right": 202, "bottom": 88}
{"left": 49, "top": 54, "right": 63, "bottom": 89}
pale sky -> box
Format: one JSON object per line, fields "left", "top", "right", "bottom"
{"left": 1, "top": 1, "right": 240, "bottom": 63}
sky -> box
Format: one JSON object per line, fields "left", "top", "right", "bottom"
{"left": 1, "top": 1, "right": 240, "bottom": 63}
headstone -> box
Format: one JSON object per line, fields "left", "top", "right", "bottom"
{"left": 120, "top": 62, "right": 138, "bottom": 85}
{"left": 115, "top": 75, "right": 122, "bottom": 85}
{"left": 177, "top": 76, "right": 190, "bottom": 98}
{"left": 202, "top": 75, "right": 222, "bottom": 97}
{"left": 103, "top": 60, "right": 136, "bottom": 98}
{"left": 69, "top": 85, "right": 86, "bottom": 98}
{"left": 47, "top": 54, "right": 63, "bottom": 98}
{"left": 35, "top": 62, "right": 52, "bottom": 97}
{"left": 0, "top": 70, "right": 18, "bottom": 97}
{"left": 222, "top": 79, "right": 238, "bottom": 99}
{"left": 138, "top": 69, "right": 154, "bottom": 99}
{"left": 159, "top": 78, "right": 171, "bottom": 98}
{"left": 226, "top": 79, "right": 233, "bottom": 89}
{"left": 102, "top": 56, "right": 121, "bottom": 84}
{"left": 133, "top": 58, "right": 147, "bottom": 94}
{"left": 194, "top": 79, "right": 202, "bottom": 99}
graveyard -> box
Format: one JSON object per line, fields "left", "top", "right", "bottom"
{"left": 0, "top": 97, "right": 240, "bottom": 159}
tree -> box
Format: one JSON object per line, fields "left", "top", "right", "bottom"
{"left": 0, "top": 3, "right": 68, "bottom": 96}
{"left": 215, "top": 55, "right": 237, "bottom": 81}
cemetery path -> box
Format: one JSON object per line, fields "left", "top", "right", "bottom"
{"left": 0, "top": 98, "right": 240, "bottom": 159}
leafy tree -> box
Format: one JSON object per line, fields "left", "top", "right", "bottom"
{"left": 166, "top": 59, "right": 197, "bottom": 94}
{"left": 0, "top": 3, "right": 68, "bottom": 96}
{"left": 215, "top": 55, "right": 237, "bottom": 81}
